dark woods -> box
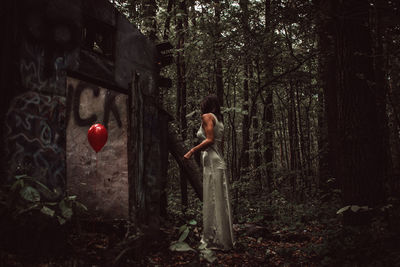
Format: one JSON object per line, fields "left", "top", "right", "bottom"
{"left": 0, "top": 0, "right": 399, "bottom": 266}
{"left": 141, "top": 0, "right": 400, "bottom": 265}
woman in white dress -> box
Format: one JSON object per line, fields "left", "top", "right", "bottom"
{"left": 183, "top": 94, "right": 234, "bottom": 251}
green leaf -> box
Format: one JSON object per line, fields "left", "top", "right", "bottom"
{"left": 40, "top": 206, "right": 55, "bottom": 217}
{"left": 336, "top": 205, "right": 350, "bottom": 214}
{"left": 15, "top": 174, "right": 27, "bottom": 180}
{"left": 43, "top": 202, "right": 58, "bottom": 206}
{"left": 189, "top": 219, "right": 197, "bottom": 226}
{"left": 57, "top": 215, "right": 66, "bottom": 225}
{"left": 201, "top": 248, "right": 217, "bottom": 263}
{"left": 169, "top": 242, "right": 195, "bottom": 252}
{"left": 68, "top": 195, "right": 77, "bottom": 201}
{"left": 11, "top": 179, "right": 24, "bottom": 192}
{"left": 59, "top": 200, "right": 73, "bottom": 219}
{"left": 18, "top": 203, "right": 40, "bottom": 215}
{"left": 179, "top": 227, "right": 190, "bottom": 242}
{"left": 186, "top": 111, "right": 196, "bottom": 118}
{"left": 178, "top": 224, "right": 187, "bottom": 234}
{"left": 326, "top": 178, "right": 336, "bottom": 183}
{"left": 350, "top": 205, "right": 360, "bottom": 212}
{"left": 198, "top": 242, "right": 207, "bottom": 250}
{"left": 30, "top": 179, "right": 54, "bottom": 195}
{"left": 20, "top": 186, "right": 40, "bottom": 202}
{"left": 75, "top": 202, "right": 88, "bottom": 211}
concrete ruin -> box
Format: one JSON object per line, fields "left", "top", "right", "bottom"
{"left": 0, "top": 0, "right": 169, "bottom": 229}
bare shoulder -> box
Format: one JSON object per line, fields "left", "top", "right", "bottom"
{"left": 201, "top": 113, "right": 215, "bottom": 123}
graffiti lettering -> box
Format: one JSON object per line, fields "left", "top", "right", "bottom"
{"left": 66, "top": 76, "right": 129, "bottom": 218}
{"left": 5, "top": 92, "right": 66, "bottom": 199}
{"left": 73, "top": 82, "right": 99, "bottom": 126}
{"left": 67, "top": 79, "right": 123, "bottom": 129}
{"left": 20, "top": 42, "right": 67, "bottom": 96}
{"left": 103, "top": 90, "right": 122, "bottom": 129}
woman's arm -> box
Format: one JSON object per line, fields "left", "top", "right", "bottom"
{"left": 183, "top": 113, "right": 215, "bottom": 159}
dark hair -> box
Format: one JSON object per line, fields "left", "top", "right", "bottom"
{"left": 200, "top": 94, "right": 223, "bottom": 122}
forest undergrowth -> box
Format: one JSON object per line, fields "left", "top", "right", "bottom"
{"left": 0, "top": 171, "right": 399, "bottom": 266}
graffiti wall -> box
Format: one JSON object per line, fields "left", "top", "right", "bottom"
{"left": 66, "top": 77, "right": 129, "bottom": 219}
{"left": 2, "top": 0, "right": 162, "bottom": 223}
{"left": 5, "top": 92, "right": 66, "bottom": 199}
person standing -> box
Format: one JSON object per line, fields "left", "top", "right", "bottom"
{"left": 183, "top": 94, "right": 234, "bottom": 251}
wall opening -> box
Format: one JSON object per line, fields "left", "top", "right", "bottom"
{"left": 66, "top": 77, "right": 128, "bottom": 219}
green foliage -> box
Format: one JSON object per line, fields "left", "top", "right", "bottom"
{"left": 336, "top": 205, "right": 370, "bottom": 215}
{"left": 169, "top": 241, "right": 196, "bottom": 252}
{"left": 169, "top": 220, "right": 218, "bottom": 263}
{"left": 0, "top": 174, "right": 87, "bottom": 226}
{"left": 178, "top": 224, "right": 190, "bottom": 242}
{"left": 169, "top": 220, "right": 199, "bottom": 255}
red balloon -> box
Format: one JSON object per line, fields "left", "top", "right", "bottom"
{"left": 88, "top": 124, "right": 108, "bottom": 153}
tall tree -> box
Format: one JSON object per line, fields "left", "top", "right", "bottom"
{"left": 334, "top": 0, "right": 387, "bottom": 223}
{"left": 239, "top": 0, "right": 251, "bottom": 175}
{"left": 176, "top": 0, "right": 189, "bottom": 208}
{"left": 142, "top": 0, "right": 158, "bottom": 41}
{"left": 163, "top": 0, "right": 173, "bottom": 40}
{"left": 315, "top": 0, "right": 338, "bottom": 192}
{"left": 214, "top": 0, "right": 224, "bottom": 106}
{"left": 263, "top": 0, "right": 274, "bottom": 192}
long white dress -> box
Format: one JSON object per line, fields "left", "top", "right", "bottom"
{"left": 197, "top": 113, "right": 235, "bottom": 250}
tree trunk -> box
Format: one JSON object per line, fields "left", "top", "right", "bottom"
{"left": 167, "top": 124, "right": 203, "bottom": 201}
{"left": 251, "top": 64, "right": 262, "bottom": 184}
{"left": 176, "top": 0, "right": 188, "bottom": 208}
{"left": 315, "top": 0, "right": 338, "bottom": 191}
{"left": 163, "top": 0, "right": 173, "bottom": 41}
{"left": 158, "top": 109, "right": 171, "bottom": 219}
{"left": 335, "top": 0, "right": 387, "bottom": 224}
{"left": 372, "top": 0, "right": 391, "bottom": 196}
{"left": 388, "top": 38, "right": 400, "bottom": 195}
{"left": 263, "top": 0, "right": 274, "bottom": 192}
{"left": 214, "top": 0, "right": 224, "bottom": 106}
{"left": 240, "top": 65, "right": 250, "bottom": 174}
{"left": 288, "top": 80, "right": 299, "bottom": 199}
{"left": 239, "top": 0, "right": 251, "bottom": 175}
{"left": 142, "top": 0, "right": 158, "bottom": 41}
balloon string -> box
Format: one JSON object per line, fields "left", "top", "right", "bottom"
{"left": 93, "top": 152, "right": 98, "bottom": 233}
{"left": 95, "top": 153, "right": 98, "bottom": 195}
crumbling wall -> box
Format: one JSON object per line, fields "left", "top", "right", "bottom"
{"left": 4, "top": 0, "right": 79, "bottom": 198}
{"left": 1, "top": 0, "right": 163, "bottom": 224}
{"left": 66, "top": 77, "right": 129, "bottom": 218}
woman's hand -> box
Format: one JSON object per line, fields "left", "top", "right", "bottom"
{"left": 183, "top": 149, "right": 193, "bottom": 160}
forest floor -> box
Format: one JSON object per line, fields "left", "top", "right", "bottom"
{"left": 143, "top": 221, "right": 321, "bottom": 266}
{"left": 1, "top": 183, "right": 399, "bottom": 266}
{"left": 2, "top": 206, "right": 400, "bottom": 267}
{"left": 0, "top": 217, "right": 325, "bottom": 266}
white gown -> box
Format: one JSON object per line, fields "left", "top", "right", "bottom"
{"left": 197, "top": 113, "right": 234, "bottom": 250}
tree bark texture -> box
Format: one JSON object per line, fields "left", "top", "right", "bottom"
{"left": 239, "top": 0, "right": 251, "bottom": 174}
{"left": 129, "top": 72, "right": 162, "bottom": 233}
{"left": 263, "top": 0, "right": 274, "bottom": 192}
{"left": 176, "top": 0, "right": 188, "bottom": 207}
{"left": 315, "top": 0, "right": 338, "bottom": 190}
{"left": 335, "top": 0, "right": 387, "bottom": 219}
{"left": 142, "top": 0, "right": 158, "bottom": 41}
{"left": 214, "top": 0, "right": 224, "bottom": 106}
{"left": 167, "top": 125, "right": 203, "bottom": 201}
